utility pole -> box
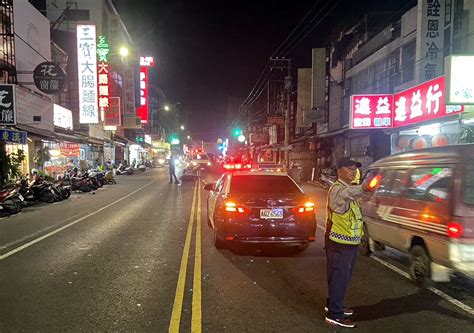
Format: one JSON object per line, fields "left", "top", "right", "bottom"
{"left": 268, "top": 57, "right": 292, "bottom": 166}
{"left": 284, "top": 60, "right": 292, "bottom": 168}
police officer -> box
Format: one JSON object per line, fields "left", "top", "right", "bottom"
{"left": 324, "top": 157, "right": 370, "bottom": 328}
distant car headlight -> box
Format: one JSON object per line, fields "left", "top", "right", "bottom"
{"left": 158, "top": 158, "right": 165, "bottom": 164}
{"left": 192, "top": 161, "right": 198, "bottom": 166}
{"left": 207, "top": 162, "right": 211, "bottom": 166}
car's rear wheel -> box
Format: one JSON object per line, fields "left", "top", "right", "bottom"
{"left": 213, "top": 224, "right": 225, "bottom": 249}
{"left": 409, "top": 245, "right": 431, "bottom": 287}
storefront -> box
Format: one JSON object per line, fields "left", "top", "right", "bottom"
{"left": 0, "top": 129, "right": 29, "bottom": 176}
{"left": 43, "top": 140, "right": 80, "bottom": 178}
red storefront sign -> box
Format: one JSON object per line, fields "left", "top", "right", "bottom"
{"left": 350, "top": 94, "right": 393, "bottom": 129}
{"left": 350, "top": 76, "right": 464, "bottom": 130}
{"left": 104, "top": 97, "right": 121, "bottom": 127}
{"left": 393, "top": 76, "right": 463, "bottom": 127}
{"left": 59, "top": 142, "right": 80, "bottom": 157}
{"left": 137, "top": 66, "right": 149, "bottom": 124}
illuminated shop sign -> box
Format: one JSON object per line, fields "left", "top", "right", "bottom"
{"left": 350, "top": 94, "right": 393, "bottom": 129}
{"left": 77, "top": 24, "right": 98, "bottom": 124}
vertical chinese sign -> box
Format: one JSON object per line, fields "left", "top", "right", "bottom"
{"left": 105, "top": 97, "right": 121, "bottom": 127}
{"left": 350, "top": 94, "right": 393, "bottom": 129}
{"left": 137, "top": 56, "right": 155, "bottom": 124}
{"left": 0, "top": 84, "right": 16, "bottom": 126}
{"left": 416, "top": 0, "right": 445, "bottom": 82}
{"left": 97, "top": 35, "right": 111, "bottom": 126}
{"left": 77, "top": 24, "right": 99, "bottom": 124}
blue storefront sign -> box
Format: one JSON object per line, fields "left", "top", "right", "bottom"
{"left": 0, "top": 129, "right": 27, "bottom": 144}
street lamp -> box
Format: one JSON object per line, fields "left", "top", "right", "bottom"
{"left": 164, "top": 105, "right": 170, "bottom": 111}
{"left": 119, "top": 46, "right": 129, "bottom": 57}
{"left": 180, "top": 125, "right": 185, "bottom": 131}
{"left": 187, "top": 135, "right": 191, "bottom": 140}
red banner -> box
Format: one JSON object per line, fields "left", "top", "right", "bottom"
{"left": 350, "top": 76, "right": 464, "bottom": 130}
{"left": 59, "top": 142, "right": 80, "bottom": 157}
{"left": 393, "top": 76, "right": 463, "bottom": 128}
{"left": 350, "top": 94, "right": 393, "bottom": 129}
{"left": 137, "top": 66, "right": 149, "bottom": 124}
{"left": 104, "top": 97, "right": 121, "bottom": 127}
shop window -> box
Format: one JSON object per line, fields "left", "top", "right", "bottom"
{"left": 463, "top": 160, "right": 474, "bottom": 205}
{"left": 406, "top": 167, "right": 453, "bottom": 202}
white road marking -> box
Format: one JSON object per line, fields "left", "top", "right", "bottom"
{"left": 316, "top": 223, "right": 474, "bottom": 316}
{"left": 0, "top": 179, "right": 158, "bottom": 261}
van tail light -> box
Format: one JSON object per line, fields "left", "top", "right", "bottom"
{"left": 447, "top": 222, "right": 463, "bottom": 238}
{"left": 224, "top": 201, "right": 249, "bottom": 214}
{"left": 292, "top": 201, "right": 315, "bottom": 214}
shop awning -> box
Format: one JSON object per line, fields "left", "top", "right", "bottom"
{"left": 16, "top": 124, "right": 56, "bottom": 141}
{"left": 88, "top": 137, "right": 104, "bottom": 145}
{"left": 55, "top": 127, "right": 89, "bottom": 144}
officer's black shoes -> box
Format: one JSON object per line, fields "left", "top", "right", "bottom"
{"left": 325, "top": 317, "right": 356, "bottom": 328}
{"left": 324, "top": 306, "right": 354, "bottom": 316}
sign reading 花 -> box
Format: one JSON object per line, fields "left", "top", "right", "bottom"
{"left": 33, "top": 62, "right": 67, "bottom": 95}
{"left": 97, "top": 35, "right": 110, "bottom": 118}
{"left": 416, "top": 0, "right": 445, "bottom": 82}
{"left": 0, "top": 129, "right": 27, "bottom": 144}
{"left": 350, "top": 94, "right": 393, "bottom": 129}
{"left": 0, "top": 84, "right": 16, "bottom": 126}
{"left": 76, "top": 24, "right": 99, "bottom": 124}
{"left": 393, "top": 76, "right": 463, "bottom": 127}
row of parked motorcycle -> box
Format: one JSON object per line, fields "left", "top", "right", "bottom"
{"left": 0, "top": 167, "right": 117, "bottom": 216}
{"left": 115, "top": 160, "right": 156, "bottom": 175}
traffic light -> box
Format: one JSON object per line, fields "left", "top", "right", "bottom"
{"left": 232, "top": 127, "right": 243, "bottom": 137}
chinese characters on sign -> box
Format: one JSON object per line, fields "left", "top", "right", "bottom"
{"left": 97, "top": 35, "right": 110, "bottom": 124}
{"left": 350, "top": 76, "right": 464, "bottom": 129}
{"left": 76, "top": 24, "right": 99, "bottom": 124}
{"left": 350, "top": 94, "right": 393, "bottom": 129}
{"left": 393, "top": 76, "right": 463, "bottom": 127}
{"left": 416, "top": 0, "right": 445, "bottom": 81}
{"left": 0, "top": 84, "right": 15, "bottom": 125}
{"left": 137, "top": 59, "right": 152, "bottom": 124}
{"left": 104, "top": 97, "right": 121, "bottom": 127}
{"left": 53, "top": 104, "right": 73, "bottom": 130}
{"left": 124, "top": 67, "right": 136, "bottom": 117}
{"left": 140, "top": 56, "right": 154, "bottom": 67}
{"left": 445, "top": 55, "right": 474, "bottom": 104}
{"left": 0, "top": 129, "right": 26, "bottom": 144}
{"left": 33, "top": 62, "right": 67, "bottom": 95}
{"left": 59, "top": 142, "right": 80, "bottom": 157}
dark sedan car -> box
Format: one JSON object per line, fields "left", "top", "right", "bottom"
{"left": 204, "top": 171, "right": 317, "bottom": 250}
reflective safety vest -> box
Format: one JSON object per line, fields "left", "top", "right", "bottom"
{"left": 326, "top": 180, "right": 363, "bottom": 245}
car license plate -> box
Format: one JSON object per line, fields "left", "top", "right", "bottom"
{"left": 18, "top": 194, "right": 24, "bottom": 201}
{"left": 260, "top": 208, "right": 284, "bottom": 219}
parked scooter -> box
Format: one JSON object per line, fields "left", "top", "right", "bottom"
{"left": 0, "top": 186, "right": 24, "bottom": 214}
{"left": 116, "top": 162, "right": 133, "bottom": 175}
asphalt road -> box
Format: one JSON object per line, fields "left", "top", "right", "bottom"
{"left": 0, "top": 168, "right": 473, "bottom": 332}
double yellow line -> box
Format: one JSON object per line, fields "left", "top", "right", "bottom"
{"left": 169, "top": 180, "right": 202, "bottom": 333}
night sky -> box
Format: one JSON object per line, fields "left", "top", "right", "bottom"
{"left": 112, "top": 0, "right": 415, "bottom": 141}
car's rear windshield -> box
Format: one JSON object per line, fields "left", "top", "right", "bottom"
{"left": 230, "top": 175, "right": 301, "bottom": 194}
{"left": 463, "top": 159, "right": 474, "bottom": 205}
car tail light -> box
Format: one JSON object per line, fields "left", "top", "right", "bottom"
{"left": 224, "top": 164, "right": 234, "bottom": 170}
{"left": 224, "top": 201, "right": 249, "bottom": 214}
{"left": 447, "top": 222, "right": 463, "bottom": 238}
{"left": 235, "top": 164, "right": 242, "bottom": 170}
{"left": 292, "top": 201, "right": 315, "bottom": 214}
